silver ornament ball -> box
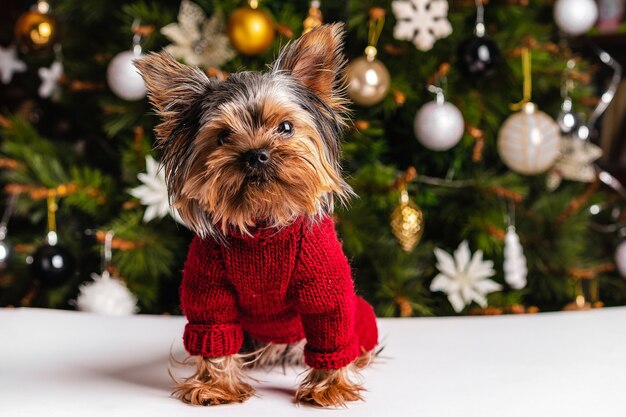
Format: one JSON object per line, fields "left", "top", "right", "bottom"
{"left": 345, "top": 56, "right": 390, "bottom": 107}
{"left": 0, "top": 239, "right": 11, "bottom": 271}
{"left": 616, "top": 239, "right": 626, "bottom": 278}
{"left": 498, "top": 102, "right": 561, "bottom": 175}
{"left": 414, "top": 101, "right": 465, "bottom": 151}
{"left": 554, "top": 0, "right": 598, "bottom": 36}
{"left": 107, "top": 50, "right": 146, "bottom": 101}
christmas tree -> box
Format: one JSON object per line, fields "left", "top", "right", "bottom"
{"left": 1, "top": 0, "right": 624, "bottom": 316}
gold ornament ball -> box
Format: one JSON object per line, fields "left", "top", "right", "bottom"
{"left": 15, "top": 10, "right": 56, "bottom": 53}
{"left": 227, "top": 7, "right": 275, "bottom": 56}
{"left": 346, "top": 56, "right": 390, "bottom": 107}
{"left": 391, "top": 190, "right": 424, "bottom": 252}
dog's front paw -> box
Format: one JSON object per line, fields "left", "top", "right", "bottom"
{"left": 171, "top": 355, "right": 255, "bottom": 406}
{"left": 174, "top": 379, "right": 255, "bottom": 405}
{"left": 295, "top": 367, "right": 364, "bottom": 407}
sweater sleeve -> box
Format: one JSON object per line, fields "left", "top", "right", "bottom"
{"left": 291, "top": 217, "right": 360, "bottom": 369}
{"left": 180, "top": 235, "right": 243, "bottom": 357}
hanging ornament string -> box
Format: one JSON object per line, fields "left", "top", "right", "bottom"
{"left": 0, "top": 193, "right": 18, "bottom": 240}
{"left": 561, "top": 59, "right": 576, "bottom": 107}
{"left": 101, "top": 230, "right": 114, "bottom": 278}
{"left": 583, "top": 46, "right": 623, "bottom": 140}
{"left": 510, "top": 48, "right": 532, "bottom": 111}
{"left": 28, "top": 191, "right": 76, "bottom": 287}
{"left": 556, "top": 59, "right": 581, "bottom": 136}
{"left": 427, "top": 84, "right": 445, "bottom": 105}
{"left": 561, "top": 60, "right": 574, "bottom": 100}
{"left": 47, "top": 192, "right": 58, "bottom": 245}
{"left": 474, "top": 0, "right": 485, "bottom": 37}
{"left": 303, "top": 1, "right": 323, "bottom": 34}
{"left": 131, "top": 19, "right": 142, "bottom": 55}
{"left": 365, "top": 8, "right": 385, "bottom": 60}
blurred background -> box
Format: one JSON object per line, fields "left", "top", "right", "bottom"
{"left": 1, "top": 0, "right": 626, "bottom": 317}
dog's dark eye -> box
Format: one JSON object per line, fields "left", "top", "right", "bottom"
{"left": 277, "top": 121, "right": 294, "bottom": 137}
{"left": 217, "top": 130, "right": 230, "bottom": 146}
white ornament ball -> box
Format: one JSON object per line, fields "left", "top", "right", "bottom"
{"left": 414, "top": 101, "right": 465, "bottom": 151}
{"left": 107, "top": 50, "right": 146, "bottom": 101}
{"left": 76, "top": 272, "right": 139, "bottom": 316}
{"left": 615, "top": 240, "right": 626, "bottom": 278}
{"left": 498, "top": 102, "right": 561, "bottom": 175}
{"left": 554, "top": 0, "right": 598, "bottom": 36}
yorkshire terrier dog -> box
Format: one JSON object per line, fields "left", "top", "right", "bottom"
{"left": 135, "top": 23, "right": 378, "bottom": 407}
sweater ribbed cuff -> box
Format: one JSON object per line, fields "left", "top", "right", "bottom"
{"left": 304, "top": 338, "right": 360, "bottom": 370}
{"left": 183, "top": 323, "right": 243, "bottom": 357}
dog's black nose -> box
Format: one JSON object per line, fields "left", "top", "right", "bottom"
{"left": 244, "top": 149, "right": 271, "bottom": 168}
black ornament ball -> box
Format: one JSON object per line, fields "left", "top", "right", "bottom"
{"left": 458, "top": 36, "right": 501, "bottom": 78}
{"left": 29, "top": 244, "right": 75, "bottom": 287}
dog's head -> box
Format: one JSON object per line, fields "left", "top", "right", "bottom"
{"left": 135, "top": 23, "right": 352, "bottom": 238}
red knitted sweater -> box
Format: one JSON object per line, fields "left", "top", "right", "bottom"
{"left": 180, "top": 216, "right": 378, "bottom": 370}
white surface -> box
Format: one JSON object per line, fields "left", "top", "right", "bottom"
{"left": 1, "top": 307, "right": 625, "bottom": 417}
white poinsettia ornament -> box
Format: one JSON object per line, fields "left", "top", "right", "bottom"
{"left": 129, "top": 155, "right": 185, "bottom": 224}
{"left": 76, "top": 272, "right": 139, "bottom": 316}
{"left": 391, "top": 0, "right": 452, "bottom": 52}
{"left": 38, "top": 60, "right": 63, "bottom": 98}
{"left": 161, "top": 0, "right": 235, "bottom": 68}
{"left": 0, "top": 45, "right": 27, "bottom": 84}
{"left": 430, "top": 240, "right": 501, "bottom": 313}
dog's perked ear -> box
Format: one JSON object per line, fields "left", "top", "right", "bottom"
{"left": 272, "top": 23, "right": 347, "bottom": 112}
{"left": 133, "top": 52, "right": 213, "bottom": 147}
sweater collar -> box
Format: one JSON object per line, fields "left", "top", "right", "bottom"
{"left": 226, "top": 218, "right": 305, "bottom": 240}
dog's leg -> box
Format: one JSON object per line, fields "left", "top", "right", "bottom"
{"left": 294, "top": 366, "right": 364, "bottom": 407}
{"left": 243, "top": 341, "right": 306, "bottom": 370}
{"left": 171, "top": 355, "right": 255, "bottom": 406}
{"left": 352, "top": 346, "right": 376, "bottom": 369}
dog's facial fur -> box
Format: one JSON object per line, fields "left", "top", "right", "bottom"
{"left": 135, "top": 24, "right": 352, "bottom": 238}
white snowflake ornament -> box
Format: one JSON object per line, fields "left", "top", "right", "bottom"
{"left": 430, "top": 240, "right": 501, "bottom": 313}
{"left": 38, "top": 60, "right": 63, "bottom": 98}
{"left": 76, "top": 272, "right": 139, "bottom": 316}
{"left": 391, "top": 0, "right": 453, "bottom": 51}
{"left": 129, "top": 155, "right": 185, "bottom": 224}
{"left": 161, "top": 0, "right": 235, "bottom": 68}
{"left": 547, "top": 137, "right": 603, "bottom": 191}
{"left": 0, "top": 45, "right": 27, "bottom": 84}
{"left": 503, "top": 226, "right": 527, "bottom": 290}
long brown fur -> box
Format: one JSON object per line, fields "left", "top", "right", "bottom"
{"left": 295, "top": 367, "right": 364, "bottom": 407}
{"left": 170, "top": 355, "right": 255, "bottom": 406}
{"left": 241, "top": 338, "right": 306, "bottom": 369}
